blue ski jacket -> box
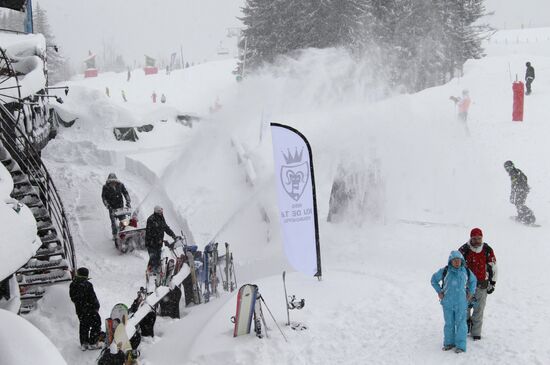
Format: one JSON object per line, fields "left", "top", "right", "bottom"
{"left": 431, "top": 250, "right": 477, "bottom": 310}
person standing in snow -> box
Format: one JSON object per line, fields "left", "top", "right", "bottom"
{"left": 145, "top": 205, "right": 177, "bottom": 274}
{"left": 121, "top": 90, "right": 127, "bottom": 102}
{"left": 102, "top": 173, "right": 131, "bottom": 240}
{"left": 160, "top": 93, "right": 166, "bottom": 104}
{"left": 69, "top": 267, "right": 102, "bottom": 350}
{"left": 525, "top": 62, "right": 535, "bottom": 95}
{"left": 504, "top": 160, "right": 535, "bottom": 224}
{"left": 458, "top": 228, "right": 498, "bottom": 341}
{"left": 449, "top": 90, "right": 471, "bottom": 122}
{"left": 431, "top": 250, "right": 477, "bottom": 353}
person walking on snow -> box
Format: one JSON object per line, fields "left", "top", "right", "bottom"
{"left": 458, "top": 228, "right": 498, "bottom": 341}
{"left": 145, "top": 205, "right": 177, "bottom": 275}
{"left": 525, "top": 62, "right": 535, "bottom": 95}
{"left": 449, "top": 90, "right": 471, "bottom": 122}
{"left": 69, "top": 267, "right": 102, "bottom": 351}
{"left": 152, "top": 91, "right": 157, "bottom": 103}
{"left": 504, "top": 160, "right": 535, "bottom": 224}
{"left": 101, "top": 173, "right": 131, "bottom": 240}
{"left": 431, "top": 250, "right": 477, "bottom": 353}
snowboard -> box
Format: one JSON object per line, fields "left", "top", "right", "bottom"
{"left": 510, "top": 216, "right": 540, "bottom": 227}
{"left": 126, "top": 264, "right": 190, "bottom": 339}
{"left": 113, "top": 322, "right": 132, "bottom": 353}
{"left": 233, "top": 284, "right": 258, "bottom": 337}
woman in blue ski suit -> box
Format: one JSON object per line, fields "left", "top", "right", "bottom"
{"left": 431, "top": 250, "right": 477, "bottom": 353}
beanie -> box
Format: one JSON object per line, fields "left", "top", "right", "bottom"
{"left": 154, "top": 205, "right": 163, "bottom": 214}
{"left": 76, "top": 267, "right": 89, "bottom": 278}
{"left": 470, "top": 228, "right": 483, "bottom": 237}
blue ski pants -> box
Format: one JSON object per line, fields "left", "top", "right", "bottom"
{"left": 443, "top": 305, "right": 468, "bottom": 351}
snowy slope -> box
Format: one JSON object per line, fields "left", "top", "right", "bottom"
{"left": 22, "top": 27, "right": 550, "bottom": 364}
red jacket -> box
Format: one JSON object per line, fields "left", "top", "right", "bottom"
{"left": 459, "top": 242, "right": 497, "bottom": 283}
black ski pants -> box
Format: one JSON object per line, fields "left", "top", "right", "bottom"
{"left": 526, "top": 78, "right": 533, "bottom": 94}
{"left": 147, "top": 247, "right": 162, "bottom": 274}
{"left": 78, "top": 311, "right": 101, "bottom": 345}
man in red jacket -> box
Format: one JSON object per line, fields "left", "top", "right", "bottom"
{"left": 458, "top": 228, "right": 498, "bottom": 341}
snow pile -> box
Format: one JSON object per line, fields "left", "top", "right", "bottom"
{"left": 0, "top": 32, "right": 47, "bottom": 99}
{"left": 0, "top": 163, "right": 40, "bottom": 281}
{"left": 0, "top": 309, "right": 67, "bottom": 365}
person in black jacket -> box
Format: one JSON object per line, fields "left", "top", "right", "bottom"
{"left": 504, "top": 160, "right": 535, "bottom": 224}
{"left": 102, "top": 173, "right": 131, "bottom": 238}
{"left": 145, "top": 205, "right": 177, "bottom": 274}
{"left": 525, "top": 62, "right": 535, "bottom": 95}
{"left": 69, "top": 267, "right": 102, "bottom": 350}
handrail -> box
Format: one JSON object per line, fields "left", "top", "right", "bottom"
{"left": 0, "top": 103, "right": 76, "bottom": 274}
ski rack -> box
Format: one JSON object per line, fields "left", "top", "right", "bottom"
{"left": 0, "top": 103, "right": 76, "bottom": 313}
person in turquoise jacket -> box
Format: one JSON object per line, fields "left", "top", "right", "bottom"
{"left": 431, "top": 250, "right": 477, "bottom": 353}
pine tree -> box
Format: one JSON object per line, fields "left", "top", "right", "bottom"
{"left": 33, "top": 2, "right": 71, "bottom": 84}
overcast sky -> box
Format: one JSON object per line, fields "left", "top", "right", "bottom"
{"left": 36, "top": 0, "right": 550, "bottom": 70}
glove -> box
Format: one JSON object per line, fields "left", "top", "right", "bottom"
{"left": 487, "top": 281, "right": 496, "bottom": 294}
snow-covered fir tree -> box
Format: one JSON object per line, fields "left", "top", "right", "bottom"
{"left": 238, "top": 0, "right": 489, "bottom": 92}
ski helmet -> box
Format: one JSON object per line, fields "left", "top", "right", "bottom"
{"left": 526, "top": 62, "right": 531, "bottom": 67}
{"left": 504, "top": 160, "right": 514, "bottom": 170}
{"left": 76, "top": 267, "right": 89, "bottom": 278}
{"left": 154, "top": 205, "right": 163, "bottom": 214}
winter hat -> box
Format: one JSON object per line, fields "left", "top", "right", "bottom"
{"left": 470, "top": 228, "right": 483, "bottom": 238}
{"left": 76, "top": 267, "right": 89, "bottom": 278}
{"left": 526, "top": 62, "right": 531, "bottom": 67}
{"left": 154, "top": 205, "right": 163, "bottom": 214}
{"left": 504, "top": 160, "right": 514, "bottom": 171}
{"left": 106, "top": 173, "right": 118, "bottom": 182}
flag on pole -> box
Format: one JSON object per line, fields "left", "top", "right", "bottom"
{"left": 270, "top": 122, "right": 322, "bottom": 278}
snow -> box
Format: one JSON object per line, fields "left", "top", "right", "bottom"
{"left": 0, "top": 32, "right": 46, "bottom": 99}
{"left": 0, "top": 164, "right": 40, "bottom": 282}
{"left": 4, "top": 26, "right": 550, "bottom": 363}
{"left": 0, "top": 309, "right": 67, "bottom": 365}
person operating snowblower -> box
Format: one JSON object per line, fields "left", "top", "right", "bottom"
{"left": 102, "top": 173, "right": 131, "bottom": 241}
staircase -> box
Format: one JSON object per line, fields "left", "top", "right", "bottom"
{"left": 0, "top": 103, "right": 76, "bottom": 313}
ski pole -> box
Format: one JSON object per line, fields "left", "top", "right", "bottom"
{"left": 259, "top": 295, "right": 288, "bottom": 342}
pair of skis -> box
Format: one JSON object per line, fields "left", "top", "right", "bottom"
{"left": 283, "top": 271, "right": 307, "bottom": 331}
{"left": 202, "top": 242, "right": 220, "bottom": 302}
{"left": 222, "top": 242, "right": 237, "bottom": 292}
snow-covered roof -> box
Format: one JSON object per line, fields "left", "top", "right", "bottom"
{"left": 0, "top": 309, "right": 67, "bottom": 365}
{"left": 0, "top": 31, "right": 46, "bottom": 100}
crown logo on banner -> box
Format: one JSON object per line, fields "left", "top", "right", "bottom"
{"left": 283, "top": 148, "right": 304, "bottom": 164}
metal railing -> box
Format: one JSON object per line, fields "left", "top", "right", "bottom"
{"left": 0, "top": 102, "right": 76, "bottom": 274}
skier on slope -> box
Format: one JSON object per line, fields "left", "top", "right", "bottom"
{"left": 431, "top": 251, "right": 477, "bottom": 354}
{"left": 102, "top": 173, "right": 131, "bottom": 240}
{"left": 69, "top": 267, "right": 102, "bottom": 351}
{"left": 504, "top": 160, "right": 535, "bottom": 224}
{"left": 525, "top": 62, "right": 535, "bottom": 95}
{"left": 449, "top": 90, "right": 471, "bottom": 122}
{"left": 458, "top": 228, "right": 498, "bottom": 341}
{"left": 145, "top": 205, "right": 177, "bottom": 275}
